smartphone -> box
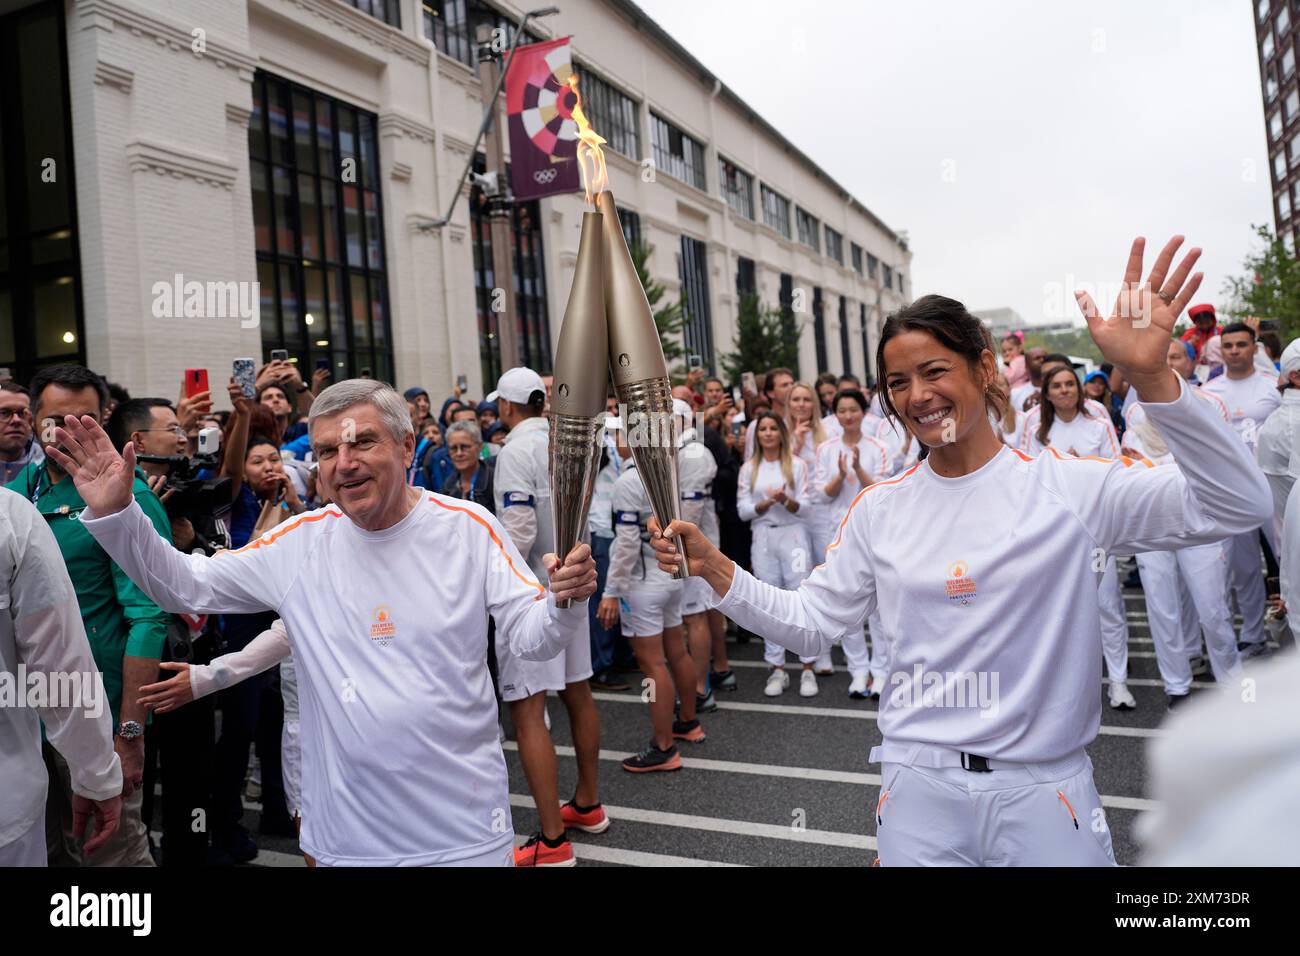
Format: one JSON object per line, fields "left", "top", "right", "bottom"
{"left": 183, "top": 368, "right": 209, "bottom": 399}
{"left": 270, "top": 348, "right": 289, "bottom": 362}
{"left": 233, "top": 358, "right": 257, "bottom": 399}
{"left": 456, "top": 373, "right": 468, "bottom": 392}
{"left": 741, "top": 371, "right": 757, "bottom": 395}
{"left": 731, "top": 386, "right": 742, "bottom": 404}
{"left": 315, "top": 357, "right": 330, "bottom": 372}
{"left": 0, "top": 368, "right": 10, "bottom": 380}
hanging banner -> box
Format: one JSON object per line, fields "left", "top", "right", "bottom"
{"left": 504, "top": 35, "right": 583, "bottom": 201}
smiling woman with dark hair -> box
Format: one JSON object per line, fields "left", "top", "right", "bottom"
{"left": 648, "top": 236, "right": 1272, "bottom": 866}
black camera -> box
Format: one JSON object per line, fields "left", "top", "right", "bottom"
{"left": 135, "top": 450, "right": 233, "bottom": 553}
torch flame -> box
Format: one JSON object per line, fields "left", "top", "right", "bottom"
{"left": 568, "top": 74, "right": 608, "bottom": 206}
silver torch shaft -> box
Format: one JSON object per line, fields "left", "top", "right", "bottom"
{"left": 596, "top": 189, "right": 687, "bottom": 579}
{"left": 549, "top": 210, "right": 609, "bottom": 608}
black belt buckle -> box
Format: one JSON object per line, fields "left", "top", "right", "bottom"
{"left": 961, "top": 752, "right": 992, "bottom": 773}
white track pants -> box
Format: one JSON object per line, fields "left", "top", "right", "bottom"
{"left": 1137, "top": 545, "right": 1241, "bottom": 695}
{"left": 1099, "top": 558, "right": 1130, "bottom": 683}
{"left": 872, "top": 749, "right": 1115, "bottom": 867}
{"left": 752, "top": 523, "right": 818, "bottom": 666}
{"left": 1175, "top": 570, "right": 1201, "bottom": 658}
{"left": 1225, "top": 530, "right": 1266, "bottom": 647}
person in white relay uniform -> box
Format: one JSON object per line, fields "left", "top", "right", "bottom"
{"left": 648, "top": 237, "right": 1272, "bottom": 866}
{"left": 738, "top": 411, "right": 819, "bottom": 697}
{"left": 1023, "top": 364, "right": 1136, "bottom": 710}
{"left": 675, "top": 401, "right": 719, "bottom": 713}
{"left": 0, "top": 491, "right": 122, "bottom": 866}
{"left": 488, "top": 366, "right": 603, "bottom": 866}
{"left": 1121, "top": 339, "right": 1242, "bottom": 707}
{"left": 1252, "top": 337, "right": 1300, "bottom": 541}
{"left": 598, "top": 422, "right": 700, "bottom": 771}
{"left": 813, "top": 389, "right": 893, "bottom": 698}
{"left": 47, "top": 379, "right": 597, "bottom": 868}
{"left": 786, "top": 383, "right": 837, "bottom": 677}
{"left": 1200, "top": 322, "right": 1282, "bottom": 658}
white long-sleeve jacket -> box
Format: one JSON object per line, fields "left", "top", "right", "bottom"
{"left": 0, "top": 492, "right": 122, "bottom": 848}
{"left": 81, "top": 491, "right": 584, "bottom": 866}
{"left": 711, "top": 377, "right": 1273, "bottom": 763}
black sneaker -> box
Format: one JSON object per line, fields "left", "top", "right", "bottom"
{"left": 621, "top": 741, "right": 682, "bottom": 773}
{"left": 213, "top": 826, "right": 258, "bottom": 864}
{"left": 710, "top": 669, "right": 738, "bottom": 691}
{"left": 1167, "top": 693, "right": 1191, "bottom": 712}
{"left": 672, "top": 718, "right": 706, "bottom": 743}
{"left": 695, "top": 690, "right": 718, "bottom": 714}
{"left": 589, "top": 670, "right": 631, "bottom": 691}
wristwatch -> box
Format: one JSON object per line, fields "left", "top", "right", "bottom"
{"left": 116, "top": 720, "right": 144, "bottom": 740}
{"left": 296, "top": 382, "right": 310, "bottom": 393}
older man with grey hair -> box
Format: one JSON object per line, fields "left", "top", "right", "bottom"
{"left": 45, "top": 378, "right": 597, "bottom": 867}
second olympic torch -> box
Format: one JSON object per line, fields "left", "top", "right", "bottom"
{"left": 596, "top": 189, "right": 687, "bottom": 579}
{"left": 548, "top": 211, "right": 608, "bottom": 608}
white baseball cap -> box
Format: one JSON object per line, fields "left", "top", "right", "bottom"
{"left": 1281, "top": 338, "right": 1300, "bottom": 377}
{"left": 487, "top": 367, "right": 545, "bottom": 405}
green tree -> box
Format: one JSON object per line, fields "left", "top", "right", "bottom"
{"left": 630, "top": 242, "right": 686, "bottom": 378}
{"left": 1020, "top": 327, "right": 1103, "bottom": 365}
{"left": 1222, "top": 224, "right": 1300, "bottom": 343}
{"left": 719, "top": 293, "right": 800, "bottom": 386}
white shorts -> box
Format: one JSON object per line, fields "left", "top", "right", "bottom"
{"left": 620, "top": 586, "right": 683, "bottom": 638}
{"left": 496, "top": 626, "right": 593, "bottom": 703}
{"left": 681, "top": 576, "right": 711, "bottom": 617}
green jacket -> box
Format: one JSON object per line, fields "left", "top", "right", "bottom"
{"left": 6, "top": 462, "right": 172, "bottom": 725}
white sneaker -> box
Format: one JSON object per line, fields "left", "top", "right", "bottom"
{"left": 543, "top": 706, "right": 552, "bottom": 730}
{"left": 800, "top": 669, "right": 819, "bottom": 698}
{"left": 763, "top": 668, "right": 789, "bottom": 697}
{"left": 848, "top": 675, "right": 870, "bottom": 699}
{"left": 1108, "top": 681, "right": 1137, "bottom": 710}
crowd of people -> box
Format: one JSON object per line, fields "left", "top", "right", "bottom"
{"left": 0, "top": 234, "right": 1293, "bottom": 867}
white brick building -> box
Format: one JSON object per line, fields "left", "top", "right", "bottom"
{"left": 3, "top": 0, "right": 911, "bottom": 402}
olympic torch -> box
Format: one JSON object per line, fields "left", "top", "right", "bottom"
{"left": 596, "top": 189, "right": 687, "bottom": 579}
{"left": 548, "top": 211, "right": 608, "bottom": 608}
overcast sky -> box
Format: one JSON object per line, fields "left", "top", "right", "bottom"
{"left": 633, "top": 0, "right": 1273, "bottom": 327}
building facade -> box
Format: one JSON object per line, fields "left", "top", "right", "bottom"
{"left": 1, "top": 0, "right": 911, "bottom": 401}
{"left": 1259, "top": 0, "right": 1300, "bottom": 250}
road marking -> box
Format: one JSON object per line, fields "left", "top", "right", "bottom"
{"left": 502, "top": 743, "right": 1159, "bottom": 812}
{"left": 510, "top": 794, "right": 875, "bottom": 850}
{"left": 149, "top": 830, "right": 305, "bottom": 867}
{"left": 583, "top": 690, "right": 1164, "bottom": 738}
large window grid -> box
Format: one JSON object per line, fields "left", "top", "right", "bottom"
{"left": 736, "top": 256, "right": 756, "bottom": 299}
{"left": 718, "top": 157, "right": 754, "bottom": 219}
{"left": 761, "top": 184, "right": 791, "bottom": 238}
{"left": 812, "top": 287, "right": 827, "bottom": 373}
{"left": 345, "top": 0, "right": 400, "bottom": 27}
{"left": 851, "top": 242, "right": 864, "bottom": 275}
{"left": 866, "top": 253, "right": 879, "bottom": 280}
{"left": 617, "top": 207, "right": 642, "bottom": 254}
{"left": 779, "top": 272, "right": 798, "bottom": 370}
{"left": 825, "top": 226, "right": 843, "bottom": 265}
{"left": 882, "top": 263, "right": 894, "bottom": 290}
{"left": 838, "top": 296, "right": 851, "bottom": 377}
{"left": 678, "top": 236, "right": 714, "bottom": 370}
{"left": 0, "top": 0, "right": 83, "bottom": 381}
{"left": 470, "top": 155, "right": 551, "bottom": 387}
{"left": 249, "top": 72, "right": 392, "bottom": 381}
{"left": 650, "top": 113, "right": 706, "bottom": 190}
{"left": 796, "top": 207, "right": 821, "bottom": 253}
{"left": 578, "top": 67, "right": 639, "bottom": 159}
{"left": 424, "top": 0, "right": 541, "bottom": 68}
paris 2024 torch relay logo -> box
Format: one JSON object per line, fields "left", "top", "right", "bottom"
{"left": 944, "top": 560, "right": 977, "bottom": 607}
{"left": 370, "top": 605, "right": 396, "bottom": 646}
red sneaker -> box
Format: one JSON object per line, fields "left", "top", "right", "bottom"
{"left": 514, "top": 833, "right": 576, "bottom": 867}
{"left": 560, "top": 801, "right": 611, "bottom": 834}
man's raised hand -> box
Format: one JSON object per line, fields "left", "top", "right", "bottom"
{"left": 47, "top": 416, "right": 136, "bottom": 516}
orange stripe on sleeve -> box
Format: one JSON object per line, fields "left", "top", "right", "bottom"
{"left": 824, "top": 463, "right": 920, "bottom": 553}
{"left": 429, "top": 496, "right": 546, "bottom": 598}
{"left": 217, "top": 507, "right": 342, "bottom": 556}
